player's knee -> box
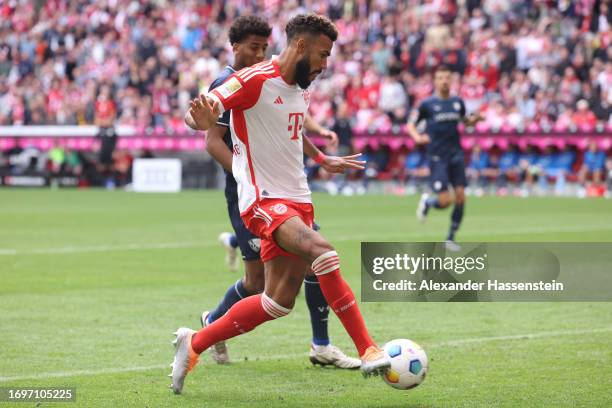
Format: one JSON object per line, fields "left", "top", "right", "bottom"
{"left": 243, "top": 274, "right": 265, "bottom": 294}
{"left": 309, "top": 239, "right": 335, "bottom": 263}
{"left": 455, "top": 193, "right": 465, "bottom": 205}
{"left": 243, "top": 261, "right": 265, "bottom": 294}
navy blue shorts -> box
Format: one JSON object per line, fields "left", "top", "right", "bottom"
{"left": 429, "top": 153, "right": 467, "bottom": 193}
{"left": 227, "top": 199, "right": 261, "bottom": 261}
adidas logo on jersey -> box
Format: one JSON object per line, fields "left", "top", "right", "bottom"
{"left": 274, "top": 96, "right": 284, "bottom": 104}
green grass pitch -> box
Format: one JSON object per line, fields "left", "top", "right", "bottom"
{"left": 1, "top": 189, "right": 611, "bottom": 407}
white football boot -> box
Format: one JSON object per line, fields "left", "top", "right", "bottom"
{"left": 445, "top": 240, "right": 461, "bottom": 252}
{"left": 416, "top": 193, "right": 429, "bottom": 223}
{"left": 200, "top": 311, "right": 229, "bottom": 364}
{"left": 218, "top": 232, "right": 238, "bottom": 272}
{"left": 309, "top": 344, "right": 361, "bottom": 369}
{"left": 169, "top": 327, "right": 199, "bottom": 394}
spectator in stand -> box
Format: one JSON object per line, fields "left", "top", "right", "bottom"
{"left": 519, "top": 146, "right": 540, "bottom": 196}
{"left": 537, "top": 147, "right": 574, "bottom": 196}
{"left": 404, "top": 146, "right": 429, "bottom": 192}
{"left": 379, "top": 76, "right": 408, "bottom": 120}
{"left": 482, "top": 100, "right": 506, "bottom": 130}
{"left": 555, "top": 107, "right": 575, "bottom": 130}
{"left": 331, "top": 102, "right": 354, "bottom": 157}
{"left": 112, "top": 149, "right": 132, "bottom": 187}
{"left": 467, "top": 144, "right": 491, "bottom": 194}
{"left": 579, "top": 141, "right": 606, "bottom": 193}
{"left": 95, "top": 85, "right": 117, "bottom": 188}
{"left": 557, "top": 67, "right": 582, "bottom": 107}
{"left": 497, "top": 145, "right": 520, "bottom": 195}
{"left": 47, "top": 141, "right": 65, "bottom": 179}
{"left": 573, "top": 99, "right": 598, "bottom": 130}
{"left": 460, "top": 73, "right": 486, "bottom": 113}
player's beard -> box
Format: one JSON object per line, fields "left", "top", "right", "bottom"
{"left": 295, "top": 56, "right": 312, "bottom": 89}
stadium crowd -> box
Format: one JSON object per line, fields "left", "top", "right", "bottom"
{"left": 0, "top": 0, "right": 611, "bottom": 194}
{"left": 0, "top": 0, "right": 610, "bottom": 129}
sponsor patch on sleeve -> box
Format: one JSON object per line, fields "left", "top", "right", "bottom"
{"left": 216, "top": 77, "right": 242, "bottom": 99}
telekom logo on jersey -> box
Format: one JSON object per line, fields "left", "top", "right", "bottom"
{"left": 288, "top": 112, "right": 304, "bottom": 141}
{"left": 232, "top": 112, "right": 305, "bottom": 156}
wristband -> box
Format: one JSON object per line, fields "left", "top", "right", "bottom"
{"left": 314, "top": 152, "right": 326, "bottom": 165}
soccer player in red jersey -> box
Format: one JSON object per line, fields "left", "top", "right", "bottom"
{"left": 171, "top": 14, "right": 390, "bottom": 394}
{"left": 199, "top": 15, "right": 359, "bottom": 369}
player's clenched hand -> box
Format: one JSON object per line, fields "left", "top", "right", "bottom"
{"left": 186, "top": 94, "right": 221, "bottom": 131}
{"left": 415, "top": 134, "right": 430, "bottom": 145}
{"left": 321, "top": 153, "right": 366, "bottom": 174}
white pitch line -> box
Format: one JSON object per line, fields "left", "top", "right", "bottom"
{"left": 1, "top": 327, "right": 610, "bottom": 383}
{"left": 429, "top": 327, "right": 612, "bottom": 347}
{"left": 1, "top": 224, "right": 611, "bottom": 257}
{"left": 0, "top": 365, "right": 169, "bottom": 383}
{"left": 0, "top": 241, "right": 212, "bottom": 256}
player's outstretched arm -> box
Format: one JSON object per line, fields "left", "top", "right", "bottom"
{"left": 205, "top": 125, "right": 233, "bottom": 172}
{"left": 185, "top": 94, "right": 221, "bottom": 131}
{"left": 303, "top": 134, "right": 364, "bottom": 174}
{"left": 304, "top": 115, "right": 338, "bottom": 148}
{"left": 320, "top": 153, "right": 366, "bottom": 173}
{"left": 406, "top": 106, "right": 430, "bottom": 144}
{"left": 406, "top": 122, "right": 429, "bottom": 144}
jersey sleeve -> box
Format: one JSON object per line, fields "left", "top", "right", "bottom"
{"left": 410, "top": 102, "right": 428, "bottom": 125}
{"left": 206, "top": 74, "right": 263, "bottom": 115}
{"left": 208, "top": 78, "right": 231, "bottom": 127}
{"left": 459, "top": 98, "right": 467, "bottom": 118}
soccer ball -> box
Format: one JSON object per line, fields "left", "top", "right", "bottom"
{"left": 381, "top": 339, "right": 428, "bottom": 390}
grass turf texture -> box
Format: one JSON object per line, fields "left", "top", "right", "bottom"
{"left": 1, "top": 189, "right": 611, "bottom": 407}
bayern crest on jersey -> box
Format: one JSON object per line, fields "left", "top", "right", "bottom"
{"left": 272, "top": 203, "right": 288, "bottom": 215}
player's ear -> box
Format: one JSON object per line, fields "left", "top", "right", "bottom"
{"left": 232, "top": 42, "right": 240, "bottom": 54}
{"left": 296, "top": 37, "right": 306, "bottom": 54}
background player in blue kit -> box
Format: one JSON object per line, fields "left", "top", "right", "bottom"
{"left": 406, "top": 65, "right": 483, "bottom": 251}
{"left": 198, "top": 15, "right": 359, "bottom": 369}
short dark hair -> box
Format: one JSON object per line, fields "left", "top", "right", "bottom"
{"left": 285, "top": 14, "right": 338, "bottom": 42}
{"left": 229, "top": 16, "right": 272, "bottom": 45}
{"left": 434, "top": 64, "right": 452, "bottom": 75}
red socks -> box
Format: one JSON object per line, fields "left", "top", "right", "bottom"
{"left": 191, "top": 251, "right": 373, "bottom": 357}
{"left": 191, "top": 294, "right": 290, "bottom": 354}
{"left": 312, "top": 251, "right": 375, "bottom": 356}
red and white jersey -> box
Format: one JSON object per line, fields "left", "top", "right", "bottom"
{"left": 207, "top": 60, "right": 311, "bottom": 214}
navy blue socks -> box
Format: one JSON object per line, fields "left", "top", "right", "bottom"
{"left": 304, "top": 275, "right": 330, "bottom": 346}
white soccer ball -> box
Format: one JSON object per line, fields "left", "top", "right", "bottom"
{"left": 381, "top": 338, "right": 428, "bottom": 390}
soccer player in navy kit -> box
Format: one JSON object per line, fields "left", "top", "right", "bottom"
{"left": 198, "top": 16, "right": 359, "bottom": 369}
{"left": 407, "top": 65, "right": 482, "bottom": 251}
